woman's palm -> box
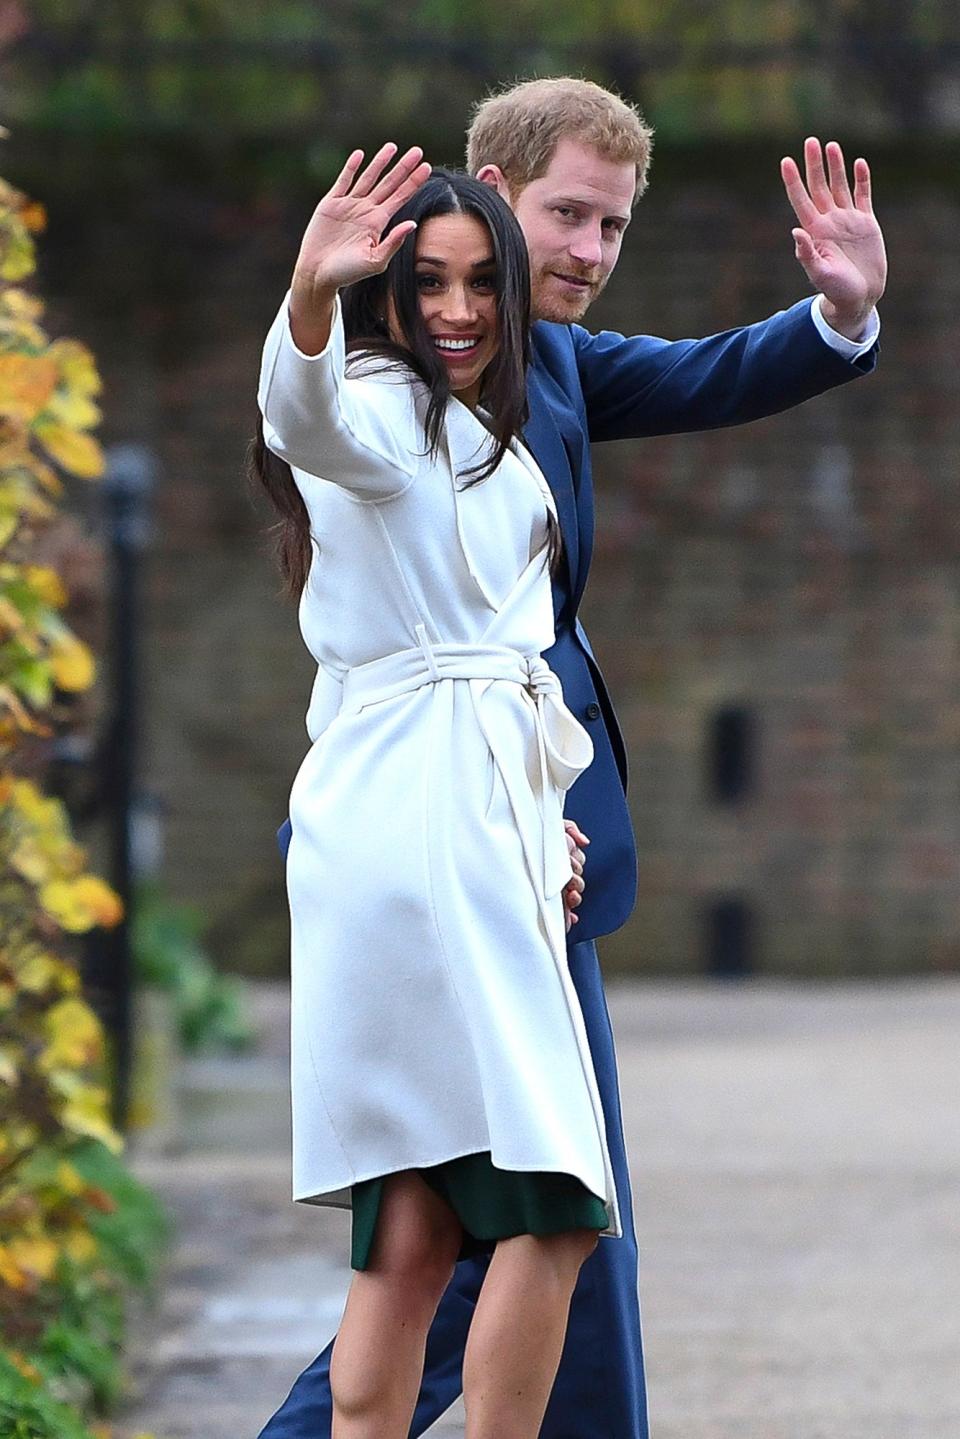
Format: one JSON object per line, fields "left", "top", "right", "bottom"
{"left": 296, "top": 145, "right": 432, "bottom": 292}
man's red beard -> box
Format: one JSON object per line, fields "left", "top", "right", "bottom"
{"left": 531, "top": 267, "right": 605, "bottom": 323}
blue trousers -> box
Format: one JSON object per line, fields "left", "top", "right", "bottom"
{"left": 257, "top": 933, "right": 648, "bottom": 1437}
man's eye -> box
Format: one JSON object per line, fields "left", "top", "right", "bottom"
{"left": 602, "top": 221, "right": 624, "bottom": 237}
{"left": 554, "top": 207, "right": 576, "bottom": 220}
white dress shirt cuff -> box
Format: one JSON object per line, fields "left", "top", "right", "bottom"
{"left": 810, "top": 294, "right": 880, "bottom": 360}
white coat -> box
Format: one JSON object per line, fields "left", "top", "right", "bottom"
{"left": 258, "top": 295, "right": 621, "bottom": 1239}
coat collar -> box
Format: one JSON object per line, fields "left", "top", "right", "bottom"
{"left": 442, "top": 394, "right": 556, "bottom": 613}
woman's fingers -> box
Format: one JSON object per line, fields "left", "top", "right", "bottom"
{"left": 350, "top": 141, "right": 400, "bottom": 198}
{"left": 368, "top": 147, "right": 427, "bottom": 206}
{"left": 328, "top": 149, "right": 365, "bottom": 199}
{"left": 370, "top": 219, "right": 418, "bottom": 269}
{"left": 375, "top": 159, "right": 432, "bottom": 223}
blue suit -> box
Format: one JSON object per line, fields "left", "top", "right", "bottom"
{"left": 260, "top": 301, "right": 876, "bottom": 1438}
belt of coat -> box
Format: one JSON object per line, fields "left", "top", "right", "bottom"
{"left": 339, "top": 631, "right": 594, "bottom": 912}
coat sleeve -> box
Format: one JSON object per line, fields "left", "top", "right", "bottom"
{"left": 257, "top": 291, "right": 417, "bottom": 500}
{"left": 572, "top": 298, "right": 879, "bottom": 444}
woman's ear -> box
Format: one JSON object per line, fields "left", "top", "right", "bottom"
{"left": 475, "top": 163, "right": 511, "bottom": 203}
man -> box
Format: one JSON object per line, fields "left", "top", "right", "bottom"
{"left": 261, "top": 77, "right": 884, "bottom": 1438}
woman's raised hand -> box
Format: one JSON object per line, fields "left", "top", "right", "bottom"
{"left": 293, "top": 144, "right": 432, "bottom": 296}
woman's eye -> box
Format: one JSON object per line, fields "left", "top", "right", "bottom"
{"left": 415, "top": 274, "right": 440, "bottom": 289}
{"left": 473, "top": 276, "right": 495, "bottom": 290}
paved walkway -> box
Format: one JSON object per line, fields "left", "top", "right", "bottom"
{"left": 116, "top": 979, "right": 960, "bottom": 1439}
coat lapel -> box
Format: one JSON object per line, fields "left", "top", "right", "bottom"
{"left": 524, "top": 367, "right": 579, "bottom": 602}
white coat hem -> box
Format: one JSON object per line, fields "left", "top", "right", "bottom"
{"left": 293, "top": 1145, "right": 621, "bottom": 1239}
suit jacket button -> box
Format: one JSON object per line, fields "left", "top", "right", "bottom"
{"left": 585, "top": 702, "right": 601, "bottom": 720}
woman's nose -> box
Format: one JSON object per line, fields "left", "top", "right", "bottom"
{"left": 439, "top": 287, "right": 477, "bottom": 325}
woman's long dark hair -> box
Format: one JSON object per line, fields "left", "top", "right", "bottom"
{"left": 249, "top": 168, "right": 533, "bottom": 597}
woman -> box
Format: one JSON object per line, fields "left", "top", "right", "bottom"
{"left": 253, "top": 144, "right": 620, "bottom": 1438}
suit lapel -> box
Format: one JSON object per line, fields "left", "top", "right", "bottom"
{"left": 524, "top": 367, "right": 579, "bottom": 599}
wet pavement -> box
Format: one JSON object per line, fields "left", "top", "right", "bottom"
{"left": 115, "top": 978, "right": 960, "bottom": 1439}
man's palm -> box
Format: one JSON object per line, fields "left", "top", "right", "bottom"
{"left": 781, "top": 138, "right": 887, "bottom": 322}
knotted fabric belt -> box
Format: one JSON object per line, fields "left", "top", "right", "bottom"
{"left": 340, "top": 628, "right": 594, "bottom": 903}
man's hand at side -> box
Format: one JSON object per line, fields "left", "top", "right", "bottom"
{"left": 563, "top": 819, "right": 590, "bottom": 933}
{"left": 780, "top": 138, "right": 887, "bottom": 342}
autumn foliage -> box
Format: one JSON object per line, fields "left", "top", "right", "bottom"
{"left": 0, "top": 173, "right": 165, "bottom": 1436}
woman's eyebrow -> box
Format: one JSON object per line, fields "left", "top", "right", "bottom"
{"left": 415, "top": 255, "right": 496, "bottom": 268}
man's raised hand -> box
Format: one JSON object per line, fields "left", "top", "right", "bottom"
{"left": 289, "top": 144, "right": 431, "bottom": 353}
{"left": 780, "top": 138, "right": 887, "bottom": 342}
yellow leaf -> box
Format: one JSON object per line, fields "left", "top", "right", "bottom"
{"left": 59, "top": 1084, "right": 124, "bottom": 1154}
{"left": 0, "top": 683, "right": 48, "bottom": 734}
{"left": 38, "top": 996, "right": 104, "bottom": 1068}
{"left": 24, "top": 565, "right": 66, "bottom": 607}
{"left": 45, "top": 388, "right": 101, "bottom": 429}
{"left": 0, "top": 226, "right": 36, "bottom": 282}
{"left": 47, "top": 339, "right": 101, "bottom": 398}
{"left": 9, "top": 836, "right": 50, "bottom": 882}
{"left": 0, "top": 1044, "right": 17, "bottom": 1085}
{"left": 18, "top": 951, "right": 80, "bottom": 994}
{"left": 0, "top": 354, "right": 58, "bottom": 422}
{"left": 49, "top": 632, "right": 96, "bottom": 691}
{"left": 40, "top": 874, "right": 123, "bottom": 932}
{"left": 0, "top": 1245, "right": 29, "bottom": 1290}
{"left": 0, "top": 314, "right": 47, "bottom": 347}
{"left": 56, "top": 1160, "right": 86, "bottom": 1196}
{"left": 34, "top": 422, "right": 104, "bottom": 479}
{"left": 9, "top": 1234, "right": 58, "bottom": 1280}
{"left": 24, "top": 455, "right": 64, "bottom": 495}
{"left": 11, "top": 777, "right": 69, "bottom": 830}
{"left": 0, "top": 592, "right": 21, "bottom": 630}
{"left": 63, "top": 1227, "right": 98, "bottom": 1264}
{"left": 1, "top": 288, "right": 43, "bottom": 322}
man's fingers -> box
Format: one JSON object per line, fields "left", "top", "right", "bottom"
{"left": 803, "top": 136, "right": 833, "bottom": 212}
{"left": 825, "top": 140, "right": 853, "bottom": 208}
{"left": 563, "top": 819, "right": 591, "bottom": 848}
{"left": 369, "top": 147, "right": 427, "bottom": 206}
{"left": 853, "top": 157, "right": 873, "bottom": 213}
{"left": 328, "top": 149, "right": 364, "bottom": 199}
{"left": 792, "top": 227, "right": 818, "bottom": 270}
{"left": 780, "top": 156, "right": 818, "bottom": 229}
{"left": 351, "top": 141, "right": 399, "bottom": 198}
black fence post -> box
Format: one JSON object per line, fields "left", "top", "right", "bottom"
{"left": 99, "top": 444, "right": 155, "bottom": 1131}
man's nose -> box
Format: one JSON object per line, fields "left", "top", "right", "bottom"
{"left": 569, "top": 227, "right": 603, "bottom": 269}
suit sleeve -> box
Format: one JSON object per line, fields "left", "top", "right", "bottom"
{"left": 573, "top": 298, "right": 878, "bottom": 445}
{"left": 257, "top": 291, "right": 416, "bottom": 500}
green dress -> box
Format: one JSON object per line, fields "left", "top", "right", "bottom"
{"left": 351, "top": 1151, "right": 609, "bottom": 1270}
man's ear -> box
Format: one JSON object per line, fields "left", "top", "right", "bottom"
{"left": 475, "top": 163, "right": 511, "bottom": 202}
